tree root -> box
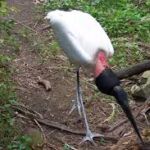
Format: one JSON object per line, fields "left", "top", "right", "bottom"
{"left": 115, "top": 60, "right": 150, "bottom": 80}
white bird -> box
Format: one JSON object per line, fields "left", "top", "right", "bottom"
{"left": 45, "top": 10, "right": 143, "bottom": 144}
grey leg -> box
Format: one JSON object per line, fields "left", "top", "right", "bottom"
{"left": 69, "top": 89, "right": 82, "bottom": 117}
{"left": 76, "top": 68, "right": 104, "bottom": 145}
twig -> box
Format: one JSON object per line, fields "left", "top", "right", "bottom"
{"left": 33, "top": 20, "right": 40, "bottom": 28}
{"left": 64, "top": 144, "right": 78, "bottom": 150}
{"left": 12, "top": 104, "right": 43, "bottom": 119}
{"left": 12, "top": 104, "right": 118, "bottom": 143}
{"left": 33, "top": 119, "right": 58, "bottom": 150}
{"left": 138, "top": 42, "right": 150, "bottom": 49}
{"left": 102, "top": 103, "right": 116, "bottom": 124}
{"left": 36, "top": 118, "right": 85, "bottom": 135}
{"left": 34, "top": 119, "right": 46, "bottom": 142}
{"left": 36, "top": 118, "right": 118, "bottom": 142}
{"left": 17, "top": 114, "right": 58, "bottom": 150}
{"left": 12, "top": 18, "right": 38, "bottom": 33}
{"left": 141, "top": 99, "right": 150, "bottom": 125}
{"left": 46, "top": 143, "right": 59, "bottom": 150}
{"left": 108, "top": 119, "right": 128, "bottom": 132}
{"left": 41, "top": 25, "right": 51, "bottom": 31}
{"left": 108, "top": 105, "right": 145, "bottom": 132}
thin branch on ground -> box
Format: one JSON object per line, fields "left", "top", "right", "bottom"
{"left": 12, "top": 103, "right": 43, "bottom": 119}
{"left": 102, "top": 103, "right": 116, "bottom": 124}
{"left": 12, "top": 18, "right": 38, "bottom": 33}
{"left": 34, "top": 119, "right": 47, "bottom": 142}
{"left": 33, "top": 119, "right": 58, "bottom": 150}
{"left": 12, "top": 104, "right": 118, "bottom": 143}
{"left": 140, "top": 99, "right": 150, "bottom": 126}
{"left": 46, "top": 143, "right": 59, "bottom": 150}
{"left": 41, "top": 25, "right": 51, "bottom": 31}
{"left": 138, "top": 42, "right": 150, "bottom": 49}
{"left": 64, "top": 144, "right": 78, "bottom": 150}
{"left": 108, "top": 104, "right": 145, "bottom": 132}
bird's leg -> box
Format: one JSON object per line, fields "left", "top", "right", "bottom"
{"left": 76, "top": 69, "right": 104, "bottom": 145}
{"left": 69, "top": 89, "right": 82, "bottom": 117}
{"left": 69, "top": 67, "right": 82, "bottom": 116}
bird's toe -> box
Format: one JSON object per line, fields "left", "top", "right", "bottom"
{"left": 79, "top": 132, "right": 104, "bottom": 145}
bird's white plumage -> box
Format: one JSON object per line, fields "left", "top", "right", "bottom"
{"left": 45, "top": 10, "right": 114, "bottom": 67}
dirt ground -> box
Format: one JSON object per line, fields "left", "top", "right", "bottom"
{"left": 6, "top": 0, "right": 150, "bottom": 149}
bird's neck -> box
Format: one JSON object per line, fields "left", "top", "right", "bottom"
{"left": 94, "top": 51, "right": 109, "bottom": 78}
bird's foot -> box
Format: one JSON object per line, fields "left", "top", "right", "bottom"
{"left": 69, "top": 100, "right": 82, "bottom": 117}
{"left": 79, "top": 130, "right": 104, "bottom": 145}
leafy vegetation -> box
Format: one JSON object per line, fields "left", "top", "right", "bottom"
{"left": 0, "top": 0, "right": 20, "bottom": 52}
{"left": 0, "top": 0, "right": 8, "bottom": 16}
{"left": 7, "top": 135, "right": 31, "bottom": 150}
{"left": 0, "top": 1, "right": 31, "bottom": 149}
{"left": 43, "top": 0, "right": 150, "bottom": 67}
{"left": 32, "top": 37, "right": 60, "bottom": 60}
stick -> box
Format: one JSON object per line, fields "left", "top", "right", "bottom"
{"left": 41, "top": 25, "right": 51, "bottom": 31}
{"left": 138, "top": 42, "right": 150, "bottom": 49}
{"left": 34, "top": 119, "right": 46, "bottom": 142}
{"left": 12, "top": 18, "right": 37, "bottom": 33}
{"left": 12, "top": 104, "right": 43, "bottom": 119}
{"left": 115, "top": 60, "right": 150, "bottom": 80}
{"left": 102, "top": 103, "right": 116, "bottom": 123}
{"left": 12, "top": 104, "right": 118, "bottom": 143}
{"left": 108, "top": 105, "right": 145, "bottom": 132}
{"left": 33, "top": 119, "right": 58, "bottom": 150}
{"left": 46, "top": 143, "right": 59, "bottom": 150}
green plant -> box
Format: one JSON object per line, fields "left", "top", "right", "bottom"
{"left": 0, "top": 55, "right": 15, "bottom": 148}
{"left": 0, "top": 19, "right": 20, "bottom": 52}
{"left": 63, "top": 143, "right": 76, "bottom": 150}
{"left": 0, "top": 55, "right": 31, "bottom": 150}
{"left": 63, "top": 144, "right": 71, "bottom": 150}
{"left": 0, "top": 2, "right": 31, "bottom": 149}
{"left": 99, "top": 137, "right": 106, "bottom": 145}
{"left": 7, "top": 135, "right": 32, "bottom": 150}
{"left": 36, "top": 39, "right": 60, "bottom": 61}
{"left": 0, "top": 0, "right": 8, "bottom": 16}
{"left": 0, "top": 1, "right": 19, "bottom": 52}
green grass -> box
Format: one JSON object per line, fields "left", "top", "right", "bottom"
{"left": 43, "top": 0, "right": 150, "bottom": 67}
{"left": 0, "top": 2, "right": 32, "bottom": 149}
{"left": 0, "top": 54, "right": 31, "bottom": 149}
{"left": 0, "top": 0, "right": 20, "bottom": 53}
{"left": 0, "top": 54, "right": 32, "bottom": 150}
{"left": 0, "top": 19, "right": 20, "bottom": 52}
{"left": 31, "top": 37, "right": 60, "bottom": 60}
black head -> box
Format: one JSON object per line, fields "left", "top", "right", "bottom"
{"left": 95, "top": 68, "right": 144, "bottom": 144}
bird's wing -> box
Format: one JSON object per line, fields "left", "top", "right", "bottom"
{"left": 68, "top": 10, "right": 114, "bottom": 58}
{"left": 46, "top": 10, "right": 114, "bottom": 66}
{"left": 63, "top": 31, "right": 94, "bottom": 66}
{"left": 52, "top": 22, "right": 94, "bottom": 66}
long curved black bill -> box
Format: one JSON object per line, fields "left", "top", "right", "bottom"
{"left": 112, "top": 86, "right": 144, "bottom": 144}
{"left": 95, "top": 68, "right": 144, "bottom": 144}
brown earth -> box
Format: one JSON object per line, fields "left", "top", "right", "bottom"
{"left": 6, "top": 0, "right": 150, "bottom": 149}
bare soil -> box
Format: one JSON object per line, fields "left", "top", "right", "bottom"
{"left": 6, "top": 0, "right": 150, "bottom": 149}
